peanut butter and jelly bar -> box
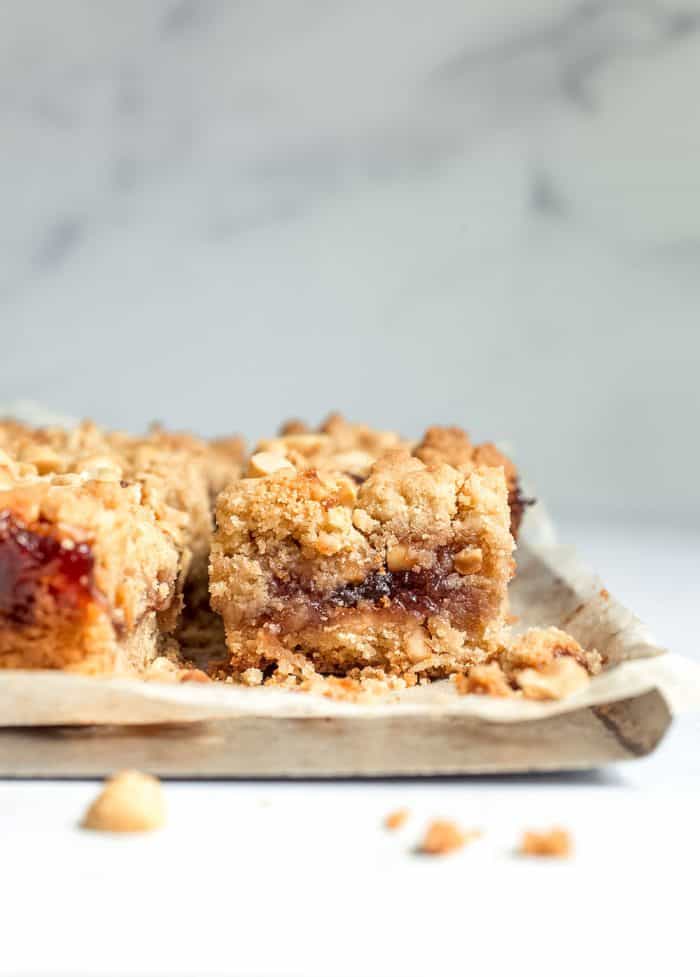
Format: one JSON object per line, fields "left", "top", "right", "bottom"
{"left": 210, "top": 450, "right": 515, "bottom": 684}
{"left": 0, "top": 420, "right": 243, "bottom": 673}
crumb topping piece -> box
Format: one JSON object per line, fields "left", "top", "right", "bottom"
{"left": 453, "top": 626, "right": 601, "bottom": 701}
{"left": 418, "top": 820, "right": 481, "bottom": 855}
{"left": 519, "top": 827, "right": 572, "bottom": 858}
{"left": 81, "top": 770, "right": 166, "bottom": 833}
{"left": 384, "top": 808, "right": 409, "bottom": 831}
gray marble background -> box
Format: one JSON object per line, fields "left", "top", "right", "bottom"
{"left": 1, "top": 0, "right": 698, "bottom": 524}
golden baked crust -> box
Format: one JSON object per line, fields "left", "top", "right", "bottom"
{"left": 210, "top": 449, "right": 515, "bottom": 682}
{"left": 0, "top": 419, "right": 243, "bottom": 673}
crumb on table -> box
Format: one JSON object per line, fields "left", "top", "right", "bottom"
{"left": 418, "top": 819, "right": 480, "bottom": 855}
{"left": 384, "top": 808, "right": 409, "bottom": 831}
{"left": 81, "top": 770, "right": 166, "bottom": 833}
{"left": 519, "top": 827, "right": 572, "bottom": 858}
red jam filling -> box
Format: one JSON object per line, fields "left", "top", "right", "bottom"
{"left": 0, "top": 510, "right": 97, "bottom": 625}
{"left": 266, "top": 547, "right": 491, "bottom": 632}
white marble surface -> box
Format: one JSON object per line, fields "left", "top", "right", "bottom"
{"left": 1, "top": 1, "right": 699, "bottom": 524}
{"left": 0, "top": 523, "right": 698, "bottom": 977}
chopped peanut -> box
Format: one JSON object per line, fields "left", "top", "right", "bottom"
{"left": 384, "top": 809, "right": 409, "bottom": 831}
{"left": 81, "top": 771, "right": 166, "bottom": 833}
{"left": 519, "top": 828, "right": 572, "bottom": 858}
{"left": 418, "top": 820, "right": 481, "bottom": 856}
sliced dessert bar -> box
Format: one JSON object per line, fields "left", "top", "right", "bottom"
{"left": 0, "top": 420, "right": 244, "bottom": 672}
{"left": 0, "top": 460, "right": 185, "bottom": 672}
{"left": 210, "top": 450, "right": 515, "bottom": 683}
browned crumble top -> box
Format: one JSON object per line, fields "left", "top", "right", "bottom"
{"left": 519, "top": 828, "right": 572, "bottom": 858}
{"left": 258, "top": 415, "right": 529, "bottom": 537}
{"left": 418, "top": 820, "right": 481, "bottom": 855}
{"left": 384, "top": 809, "right": 409, "bottom": 831}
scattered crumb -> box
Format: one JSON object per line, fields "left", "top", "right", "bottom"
{"left": 600, "top": 588, "right": 610, "bottom": 599}
{"left": 144, "top": 656, "right": 210, "bottom": 684}
{"left": 81, "top": 770, "right": 166, "bottom": 833}
{"left": 519, "top": 827, "right": 572, "bottom": 858}
{"left": 514, "top": 656, "right": 590, "bottom": 700}
{"left": 454, "top": 663, "right": 514, "bottom": 698}
{"left": 241, "top": 667, "right": 264, "bottom": 686}
{"left": 418, "top": 820, "right": 481, "bottom": 856}
{"left": 384, "top": 808, "right": 409, "bottom": 831}
{"left": 452, "top": 628, "right": 601, "bottom": 702}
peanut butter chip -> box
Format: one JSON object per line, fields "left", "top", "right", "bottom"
{"left": 248, "top": 452, "right": 294, "bottom": 477}
{"left": 81, "top": 770, "right": 166, "bottom": 833}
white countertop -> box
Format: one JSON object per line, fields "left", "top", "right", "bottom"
{"left": 0, "top": 522, "right": 698, "bottom": 977}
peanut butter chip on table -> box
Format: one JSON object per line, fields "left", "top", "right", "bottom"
{"left": 418, "top": 820, "right": 481, "bottom": 855}
{"left": 81, "top": 770, "right": 166, "bottom": 833}
{"left": 519, "top": 827, "right": 572, "bottom": 858}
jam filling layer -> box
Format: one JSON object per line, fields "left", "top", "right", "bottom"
{"left": 0, "top": 510, "right": 99, "bottom": 626}
{"left": 264, "top": 547, "right": 494, "bottom": 634}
